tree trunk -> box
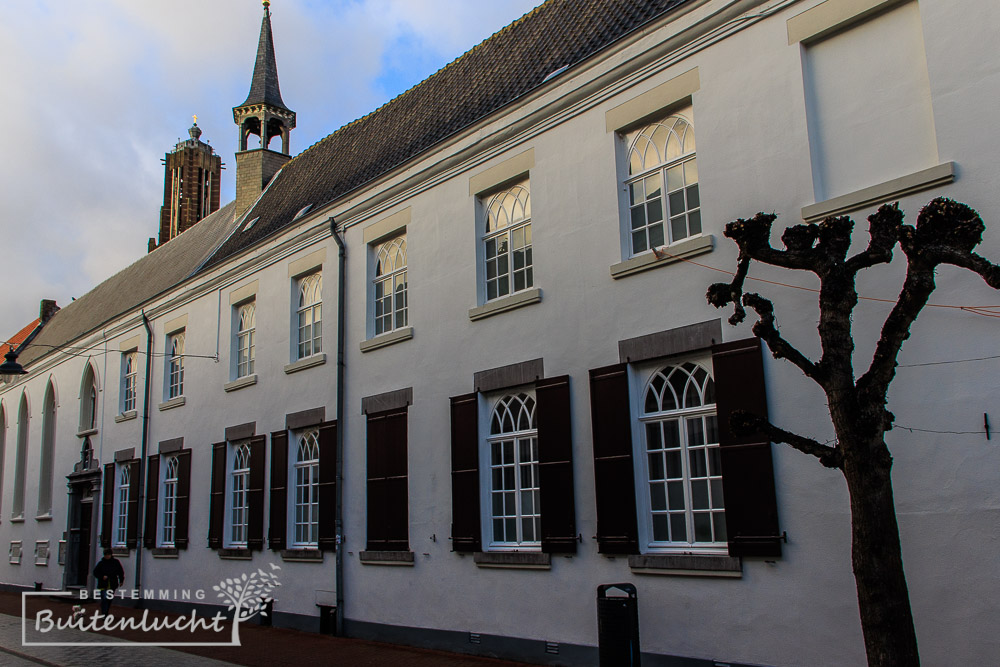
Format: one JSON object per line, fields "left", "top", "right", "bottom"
{"left": 843, "top": 441, "right": 920, "bottom": 666}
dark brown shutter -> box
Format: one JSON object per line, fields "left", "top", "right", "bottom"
{"left": 317, "top": 421, "right": 338, "bottom": 551}
{"left": 588, "top": 363, "right": 639, "bottom": 554}
{"left": 101, "top": 463, "right": 114, "bottom": 548}
{"left": 269, "top": 430, "right": 289, "bottom": 551}
{"left": 712, "top": 337, "right": 782, "bottom": 557}
{"left": 208, "top": 442, "right": 226, "bottom": 549}
{"left": 535, "top": 375, "right": 577, "bottom": 554}
{"left": 247, "top": 435, "right": 266, "bottom": 550}
{"left": 366, "top": 408, "right": 409, "bottom": 552}
{"left": 450, "top": 393, "right": 481, "bottom": 552}
{"left": 144, "top": 455, "right": 160, "bottom": 549}
{"left": 125, "top": 460, "right": 140, "bottom": 549}
{"left": 174, "top": 450, "right": 191, "bottom": 549}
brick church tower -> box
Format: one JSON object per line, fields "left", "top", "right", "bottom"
{"left": 233, "top": 0, "right": 296, "bottom": 215}
{"left": 149, "top": 120, "right": 223, "bottom": 252}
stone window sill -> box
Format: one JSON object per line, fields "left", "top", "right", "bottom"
{"left": 801, "top": 162, "right": 956, "bottom": 222}
{"left": 34, "top": 514, "right": 53, "bottom": 522}
{"left": 359, "top": 550, "right": 414, "bottom": 566}
{"left": 280, "top": 549, "right": 324, "bottom": 562}
{"left": 111, "top": 547, "right": 130, "bottom": 558}
{"left": 610, "top": 234, "right": 714, "bottom": 280}
{"left": 628, "top": 553, "right": 741, "bottom": 578}
{"left": 473, "top": 551, "right": 550, "bottom": 570}
{"left": 10, "top": 516, "right": 24, "bottom": 524}
{"left": 158, "top": 396, "right": 186, "bottom": 411}
{"left": 218, "top": 548, "right": 252, "bottom": 560}
{"left": 284, "top": 353, "right": 327, "bottom": 374}
{"left": 151, "top": 548, "right": 179, "bottom": 558}
{"left": 468, "top": 288, "right": 542, "bottom": 322}
{"left": 224, "top": 375, "right": 257, "bottom": 393}
{"left": 114, "top": 411, "right": 137, "bottom": 424}
{"left": 76, "top": 428, "right": 98, "bottom": 438}
{"left": 360, "top": 327, "right": 413, "bottom": 353}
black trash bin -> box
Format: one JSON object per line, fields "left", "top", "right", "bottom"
{"left": 597, "top": 583, "right": 640, "bottom": 666}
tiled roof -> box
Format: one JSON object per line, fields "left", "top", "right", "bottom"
{"left": 17, "top": 202, "right": 240, "bottom": 369}
{"left": 203, "top": 0, "right": 688, "bottom": 270}
{"left": 0, "top": 318, "right": 41, "bottom": 359}
{"left": 237, "top": 7, "right": 290, "bottom": 112}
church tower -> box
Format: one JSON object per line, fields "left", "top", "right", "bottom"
{"left": 149, "top": 119, "right": 223, "bottom": 252}
{"left": 233, "top": 0, "right": 296, "bottom": 215}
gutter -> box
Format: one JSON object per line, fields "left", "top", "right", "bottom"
{"left": 330, "top": 218, "right": 346, "bottom": 636}
{"left": 134, "top": 311, "right": 154, "bottom": 594}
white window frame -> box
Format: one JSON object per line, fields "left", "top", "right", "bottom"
{"left": 159, "top": 455, "right": 179, "bottom": 548}
{"left": 621, "top": 109, "right": 700, "bottom": 257}
{"left": 166, "top": 332, "right": 185, "bottom": 399}
{"left": 225, "top": 442, "right": 251, "bottom": 548}
{"left": 113, "top": 463, "right": 130, "bottom": 548}
{"left": 479, "top": 390, "right": 541, "bottom": 551}
{"left": 296, "top": 272, "right": 323, "bottom": 359}
{"left": 234, "top": 301, "right": 256, "bottom": 379}
{"left": 629, "top": 356, "right": 726, "bottom": 554}
{"left": 372, "top": 236, "right": 407, "bottom": 336}
{"left": 288, "top": 429, "right": 320, "bottom": 548}
{"left": 121, "top": 351, "right": 138, "bottom": 413}
{"left": 481, "top": 180, "right": 533, "bottom": 302}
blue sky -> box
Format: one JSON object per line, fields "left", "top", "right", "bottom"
{"left": 0, "top": 0, "right": 541, "bottom": 338}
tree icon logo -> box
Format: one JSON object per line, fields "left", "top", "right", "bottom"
{"left": 212, "top": 563, "right": 282, "bottom": 645}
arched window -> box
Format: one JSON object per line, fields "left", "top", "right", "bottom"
{"left": 625, "top": 111, "right": 700, "bottom": 254}
{"left": 121, "top": 351, "right": 138, "bottom": 413}
{"left": 230, "top": 443, "right": 251, "bottom": 546}
{"left": 483, "top": 181, "right": 532, "bottom": 301}
{"left": 296, "top": 273, "right": 323, "bottom": 359}
{"left": 293, "top": 430, "right": 320, "bottom": 547}
{"left": 80, "top": 364, "right": 99, "bottom": 432}
{"left": 639, "top": 362, "right": 724, "bottom": 549}
{"left": 12, "top": 393, "right": 29, "bottom": 519}
{"left": 167, "top": 332, "right": 185, "bottom": 399}
{"left": 374, "top": 237, "right": 407, "bottom": 336}
{"left": 38, "top": 381, "right": 56, "bottom": 516}
{"left": 487, "top": 393, "right": 540, "bottom": 547}
{"left": 161, "top": 456, "right": 179, "bottom": 547}
{"left": 236, "top": 303, "right": 256, "bottom": 378}
{"left": 115, "top": 464, "right": 130, "bottom": 547}
{"left": 0, "top": 403, "right": 7, "bottom": 516}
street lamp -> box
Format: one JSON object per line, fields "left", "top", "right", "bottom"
{"left": 0, "top": 350, "right": 27, "bottom": 383}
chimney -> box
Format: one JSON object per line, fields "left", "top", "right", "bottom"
{"left": 39, "top": 299, "right": 59, "bottom": 324}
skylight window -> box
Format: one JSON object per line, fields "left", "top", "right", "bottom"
{"left": 243, "top": 217, "right": 260, "bottom": 232}
{"left": 293, "top": 204, "right": 313, "bottom": 221}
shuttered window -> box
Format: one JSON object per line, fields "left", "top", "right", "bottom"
{"left": 366, "top": 408, "right": 409, "bottom": 552}
{"left": 317, "top": 422, "right": 338, "bottom": 551}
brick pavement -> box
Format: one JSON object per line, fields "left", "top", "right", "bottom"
{"left": 0, "top": 591, "right": 535, "bottom": 666}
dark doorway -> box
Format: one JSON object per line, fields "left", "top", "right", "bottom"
{"left": 70, "top": 501, "right": 93, "bottom": 587}
{"left": 64, "top": 464, "right": 101, "bottom": 590}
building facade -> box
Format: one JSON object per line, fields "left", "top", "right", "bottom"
{"left": 1, "top": 0, "right": 998, "bottom": 665}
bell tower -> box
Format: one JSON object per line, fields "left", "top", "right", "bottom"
{"left": 233, "top": 0, "right": 296, "bottom": 215}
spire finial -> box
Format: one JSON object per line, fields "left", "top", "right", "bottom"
{"left": 193, "top": 114, "right": 198, "bottom": 124}
{"left": 263, "top": 0, "right": 270, "bottom": 11}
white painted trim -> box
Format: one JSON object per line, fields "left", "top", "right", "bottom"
{"left": 787, "top": 0, "right": 910, "bottom": 45}
{"left": 363, "top": 208, "right": 411, "bottom": 245}
{"left": 605, "top": 67, "right": 700, "bottom": 132}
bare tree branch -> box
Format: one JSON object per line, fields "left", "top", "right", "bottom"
{"left": 731, "top": 411, "right": 843, "bottom": 469}
{"left": 741, "top": 292, "right": 826, "bottom": 384}
{"left": 846, "top": 203, "right": 903, "bottom": 273}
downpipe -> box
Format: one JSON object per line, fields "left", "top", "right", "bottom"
{"left": 134, "top": 311, "right": 154, "bottom": 595}
{"left": 330, "top": 218, "right": 346, "bottom": 636}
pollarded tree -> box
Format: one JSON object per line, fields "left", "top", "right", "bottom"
{"left": 706, "top": 198, "right": 1000, "bottom": 667}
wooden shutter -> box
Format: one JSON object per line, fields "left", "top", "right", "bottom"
{"left": 712, "top": 337, "right": 782, "bottom": 557}
{"left": 174, "top": 450, "right": 191, "bottom": 549}
{"left": 450, "top": 393, "right": 481, "bottom": 552}
{"left": 366, "top": 408, "right": 409, "bottom": 552}
{"left": 269, "top": 430, "right": 289, "bottom": 551}
{"left": 588, "top": 363, "right": 639, "bottom": 554}
{"left": 317, "top": 421, "right": 338, "bottom": 551}
{"left": 536, "top": 375, "right": 577, "bottom": 554}
{"left": 144, "top": 455, "right": 160, "bottom": 549}
{"left": 101, "top": 463, "right": 114, "bottom": 548}
{"left": 247, "top": 435, "right": 266, "bottom": 550}
{"left": 125, "top": 459, "right": 140, "bottom": 549}
{"left": 208, "top": 441, "right": 226, "bottom": 549}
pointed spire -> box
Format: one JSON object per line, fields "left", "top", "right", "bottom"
{"left": 239, "top": 1, "right": 289, "bottom": 111}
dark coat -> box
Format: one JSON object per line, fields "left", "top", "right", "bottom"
{"left": 93, "top": 556, "right": 125, "bottom": 589}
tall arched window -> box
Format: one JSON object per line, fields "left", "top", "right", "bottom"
{"left": 80, "top": 364, "right": 99, "bottom": 432}
{"left": 121, "top": 351, "right": 138, "bottom": 413}
{"left": 293, "top": 430, "right": 320, "bottom": 547}
{"left": 296, "top": 273, "right": 323, "bottom": 359}
{"left": 374, "top": 237, "right": 407, "bottom": 336}
{"left": 236, "top": 303, "right": 256, "bottom": 379}
{"left": 167, "top": 332, "right": 185, "bottom": 399}
{"left": 161, "top": 455, "right": 179, "bottom": 547}
{"left": 486, "top": 393, "right": 540, "bottom": 548}
{"left": 639, "top": 361, "right": 724, "bottom": 549}
{"left": 12, "top": 393, "right": 29, "bottom": 518}
{"left": 0, "top": 403, "right": 7, "bottom": 516}
{"left": 38, "top": 381, "right": 57, "bottom": 516}
{"left": 483, "top": 182, "right": 532, "bottom": 301}
{"left": 115, "top": 464, "right": 130, "bottom": 547}
{"left": 230, "top": 443, "right": 251, "bottom": 547}
{"left": 625, "top": 111, "right": 700, "bottom": 254}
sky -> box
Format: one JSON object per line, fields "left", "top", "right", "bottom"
{"left": 0, "top": 0, "right": 542, "bottom": 339}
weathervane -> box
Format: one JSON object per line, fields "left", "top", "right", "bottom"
{"left": 193, "top": 114, "right": 198, "bottom": 124}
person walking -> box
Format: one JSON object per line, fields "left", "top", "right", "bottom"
{"left": 93, "top": 548, "right": 125, "bottom": 616}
